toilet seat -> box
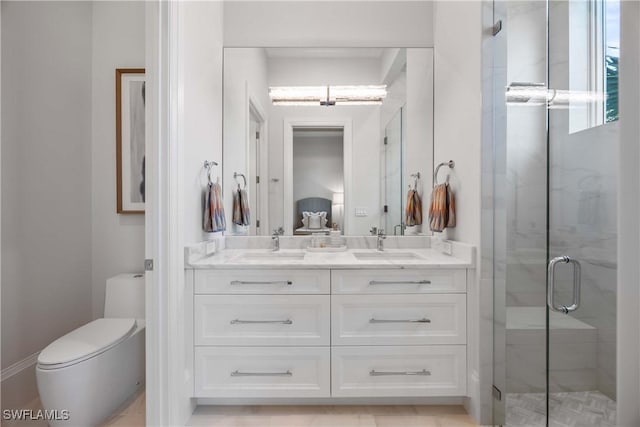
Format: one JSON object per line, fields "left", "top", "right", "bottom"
{"left": 37, "top": 318, "right": 137, "bottom": 370}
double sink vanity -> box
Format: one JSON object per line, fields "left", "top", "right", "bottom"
{"left": 185, "top": 236, "right": 475, "bottom": 403}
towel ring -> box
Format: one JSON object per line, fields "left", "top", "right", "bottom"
{"left": 234, "top": 172, "right": 247, "bottom": 189}
{"left": 433, "top": 160, "right": 454, "bottom": 187}
{"left": 204, "top": 160, "right": 219, "bottom": 185}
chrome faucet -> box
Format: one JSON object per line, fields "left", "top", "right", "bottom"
{"left": 272, "top": 227, "right": 284, "bottom": 251}
{"left": 377, "top": 229, "right": 386, "bottom": 251}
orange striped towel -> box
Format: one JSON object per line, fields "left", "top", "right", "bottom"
{"left": 405, "top": 189, "right": 423, "bottom": 226}
{"left": 429, "top": 183, "right": 456, "bottom": 232}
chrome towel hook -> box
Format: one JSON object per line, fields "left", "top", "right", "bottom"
{"left": 433, "top": 160, "right": 455, "bottom": 187}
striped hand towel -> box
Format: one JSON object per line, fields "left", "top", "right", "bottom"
{"left": 405, "top": 188, "right": 423, "bottom": 226}
{"left": 232, "top": 188, "right": 250, "bottom": 226}
{"left": 428, "top": 183, "right": 456, "bottom": 232}
{"left": 203, "top": 182, "right": 226, "bottom": 232}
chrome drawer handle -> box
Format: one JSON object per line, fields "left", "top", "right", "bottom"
{"left": 231, "top": 370, "right": 292, "bottom": 377}
{"left": 230, "top": 280, "right": 293, "bottom": 286}
{"left": 370, "top": 369, "right": 431, "bottom": 376}
{"left": 369, "top": 318, "right": 431, "bottom": 324}
{"left": 368, "top": 280, "right": 431, "bottom": 285}
{"left": 230, "top": 319, "right": 293, "bottom": 325}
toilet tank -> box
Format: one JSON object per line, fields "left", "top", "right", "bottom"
{"left": 104, "top": 274, "right": 145, "bottom": 319}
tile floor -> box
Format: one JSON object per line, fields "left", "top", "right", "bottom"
{"left": 187, "top": 404, "right": 477, "bottom": 427}
{"left": 505, "top": 391, "right": 616, "bottom": 427}
{"left": 100, "top": 390, "right": 146, "bottom": 427}
{"left": 8, "top": 392, "right": 477, "bottom": 427}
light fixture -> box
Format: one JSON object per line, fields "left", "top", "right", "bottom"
{"left": 269, "top": 85, "right": 387, "bottom": 106}
{"left": 505, "top": 82, "right": 605, "bottom": 108}
{"left": 332, "top": 192, "right": 344, "bottom": 205}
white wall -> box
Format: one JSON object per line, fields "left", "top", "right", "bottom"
{"left": 618, "top": 1, "right": 640, "bottom": 424}
{"left": 223, "top": 1, "right": 433, "bottom": 47}
{"left": 433, "top": 1, "right": 488, "bottom": 424}
{"left": 91, "top": 1, "right": 146, "bottom": 318}
{"left": 1, "top": 0, "right": 93, "bottom": 409}
{"left": 223, "top": 48, "right": 270, "bottom": 234}
{"left": 177, "top": 1, "right": 224, "bottom": 424}
{"left": 182, "top": 1, "right": 224, "bottom": 246}
{"left": 405, "top": 48, "right": 434, "bottom": 221}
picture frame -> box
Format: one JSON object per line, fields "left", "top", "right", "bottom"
{"left": 116, "top": 68, "right": 146, "bottom": 214}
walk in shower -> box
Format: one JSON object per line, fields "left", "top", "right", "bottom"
{"left": 492, "top": 1, "right": 619, "bottom": 426}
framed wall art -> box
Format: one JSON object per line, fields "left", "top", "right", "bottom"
{"left": 116, "top": 68, "right": 146, "bottom": 214}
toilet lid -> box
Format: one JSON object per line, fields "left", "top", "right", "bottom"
{"left": 37, "top": 318, "right": 137, "bottom": 369}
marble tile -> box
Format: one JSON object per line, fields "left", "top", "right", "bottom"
{"left": 99, "top": 391, "right": 146, "bottom": 427}
{"left": 506, "top": 391, "right": 616, "bottom": 427}
{"left": 186, "top": 247, "right": 474, "bottom": 269}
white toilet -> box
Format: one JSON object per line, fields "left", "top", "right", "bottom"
{"left": 36, "top": 274, "right": 146, "bottom": 427}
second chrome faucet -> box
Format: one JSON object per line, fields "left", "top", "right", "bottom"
{"left": 272, "top": 227, "right": 284, "bottom": 251}
{"left": 377, "top": 229, "right": 386, "bottom": 251}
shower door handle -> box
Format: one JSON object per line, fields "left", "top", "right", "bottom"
{"left": 547, "top": 256, "right": 581, "bottom": 314}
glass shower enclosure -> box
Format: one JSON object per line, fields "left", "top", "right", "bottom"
{"left": 493, "top": 1, "right": 619, "bottom": 426}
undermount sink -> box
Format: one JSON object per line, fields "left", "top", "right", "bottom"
{"left": 242, "top": 252, "right": 306, "bottom": 260}
{"left": 353, "top": 252, "right": 423, "bottom": 260}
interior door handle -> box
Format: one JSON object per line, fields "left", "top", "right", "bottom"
{"left": 547, "top": 256, "right": 581, "bottom": 314}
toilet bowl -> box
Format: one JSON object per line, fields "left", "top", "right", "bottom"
{"left": 36, "top": 274, "right": 145, "bottom": 427}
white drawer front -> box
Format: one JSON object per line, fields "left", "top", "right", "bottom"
{"left": 331, "top": 269, "right": 466, "bottom": 294}
{"left": 331, "top": 346, "right": 466, "bottom": 397}
{"left": 195, "top": 347, "right": 330, "bottom": 398}
{"left": 195, "top": 269, "right": 330, "bottom": 294}
{"left": 332, "top": 294, "right": 466, "bottom": 345}
{"left": 195, "top": 295, "right": 330, "bottom": 346}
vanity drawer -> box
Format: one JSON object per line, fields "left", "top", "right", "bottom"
{"left": 195, "top": 346, "right": 330, "bottom": 398}
{"left": 195, "top": 295, "right": 330, "bottom": 346}
{"left": 331, "top": 345, "right": 466, "bottom": 397}
{"left": 195, "top": 269, "right": 330, "bottom": 294}
{"left": 331, "top": 269, "right": 466, "bottom": 294}
{"left": 331, "top": 294, "right": 466, "bottom": 345}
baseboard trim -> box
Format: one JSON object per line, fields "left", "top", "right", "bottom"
{"left": 196, "top": 396, "right": 465, "bottom": 406}
{"left": 1, "top": 352, "right": 40, "bottom": 382}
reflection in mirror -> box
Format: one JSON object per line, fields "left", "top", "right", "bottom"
{"left": 292, "top": 127, "right": 344, "bottom": 235}
{"left": 223, "top": 48, "right": 433, "bottom": 236}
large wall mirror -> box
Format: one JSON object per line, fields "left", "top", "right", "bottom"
{"left": 223, "top": 47, "right": 434, "bottom": 236}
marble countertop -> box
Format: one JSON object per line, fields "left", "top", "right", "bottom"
{"left": 186, "top": 248, "right": 474, "bottom": 270}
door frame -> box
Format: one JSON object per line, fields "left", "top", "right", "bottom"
{"left": 246, "top": 83, "right": 268, "bottom": 235}
{"left": 283, "top": 118, "right": 352, "bottom": 235}
{"left": 145, "top": 1, "right": 189, "bottom": 425}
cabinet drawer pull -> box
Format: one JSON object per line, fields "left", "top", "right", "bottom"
{"left": 231, "top": 370, "right": 293, "bottom": 377}
{"left": 230, "top": 319, "right": 293, "bottom": 325}
{"left": 369, "top": 369, "right": 431, "bottom": 376}
{"left": 369, "top": 317, "right": 431, "bottom": 324}
{"left": 230, "top": 280, "right": 293, "bottom": 286}
{"left": 368, "top": 280, "right": 431, "bottom": 285}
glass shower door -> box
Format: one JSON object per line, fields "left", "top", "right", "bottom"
{"left": 496, "top": 1, "right": 619, "bottom": 425}
{"left": 383, "top": 108, "right": 404, "bottom": 235}
{"left": 546, "top": 1, "right": 618, "bottom": 425}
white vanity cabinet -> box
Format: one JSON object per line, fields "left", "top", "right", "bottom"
{"left": 192, "top": 266, "right": 469, "bottom": 400}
